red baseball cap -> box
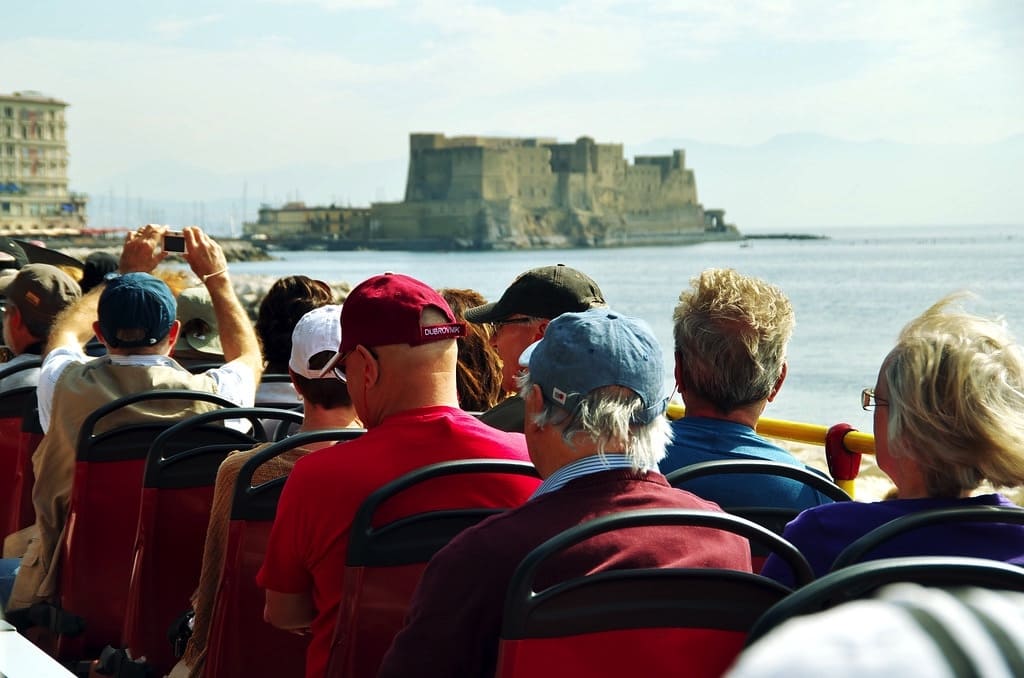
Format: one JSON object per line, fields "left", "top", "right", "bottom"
{"left": 320, "top": 273, "right": 464, "bottom": 378}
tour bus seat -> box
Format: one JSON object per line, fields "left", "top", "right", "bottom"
{"left": 119, "top": 407, "right": 304, "bottom": 676}
{"left": 667, "top": 460, "right": 851, "bottom": 570}
{"left": 746, "top": 555, "right": 1024, "bottom": 647}
{"left": 326, "top": 459, "right": 542, "bottom": 678}
{"left": 494, "top": 509, "right": 814, "bottom": 678}
{"left": 204, "top": 429, "right": 365, "bottom": 678}
{"left": 0, "top": 358, "right": 42, "bottom": 536}
{"left": 829, "top": 505, "right": 1024, "bottom": 572}
{"left": 48, "top": 390, "right": 237, "bottom": 665}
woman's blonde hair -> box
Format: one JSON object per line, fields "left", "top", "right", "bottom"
{"left": 885, "top": 294, "right": 1024, "bottom": 496}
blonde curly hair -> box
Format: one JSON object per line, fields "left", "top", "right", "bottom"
{"left": 672, "top": 268, "right": 794, "bottom": 412}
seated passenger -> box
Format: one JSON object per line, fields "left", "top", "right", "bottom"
{"left": 254, "top": 275, "right": 335, "bottom": 406}
{"left": 257, "top": 272, "right": 540, "bottom": 678}
{"left": 464, "top": 264, "right": 607, "bottom": 432}
{"left": 660, "top": 268, "right": 834, "bottom": 509}
{"left": 169, "top": 304, "right": 359, "bottom": 678}
{"left": 439, "top": 288, "right": 503, "bottom": 412}
{"left": 79, "top": 251, "right": 119, "bottom": 294}
{"left": 0, "top": 225, "right": 262, "bottom": 612}
{"left": 761, "top": 295, "right": 1024, "bottom": 586}
{"left": 379, "top": 308, "right": 752, "bottom": 678}
{"left": 0, "top": 264, "right": 81, "bottom": 392}
{"left": 172, "top": 285, "right": 225, "bottom": 371}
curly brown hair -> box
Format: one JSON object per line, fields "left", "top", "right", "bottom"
{"left": 440, "top": 288, "right": 504, "bottom": 412}
{"left": 256, "top": 275, "right": 335, "bottom": 372}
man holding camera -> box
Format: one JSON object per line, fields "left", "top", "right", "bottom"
{"left": 2, "top": 224, "right": 262, "bottom": 612}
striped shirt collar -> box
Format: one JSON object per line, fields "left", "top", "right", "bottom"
{"left": 532, "top": 454, "right": 636, "bottom": 499}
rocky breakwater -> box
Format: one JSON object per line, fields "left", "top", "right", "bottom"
{"left": 59, "top": 237, "right": 273, "bottom": 264}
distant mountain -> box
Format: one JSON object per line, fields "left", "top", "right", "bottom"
{"left": 77, "top": 134, "right": 1022, "bottom": 234}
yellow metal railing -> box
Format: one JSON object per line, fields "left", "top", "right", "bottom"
{"left": 665, "top": 403, "right": 875, "bottom": 497}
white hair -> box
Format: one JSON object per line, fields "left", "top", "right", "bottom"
{"left": 520, "top": 374, "right": 671, "bottom": 471}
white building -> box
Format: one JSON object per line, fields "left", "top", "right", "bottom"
{"left": 0, "top": 90, "right": 87, "bottom": 235}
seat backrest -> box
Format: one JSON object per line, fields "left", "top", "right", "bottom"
{"left": 327, "top": 459, "right": 541, "bottom": 678}
{"left": 830, "top": 505, "right": 1024, "bottom": 572}
{"left": 56, "top": 390, "right": 237, "bottom": 662}
{"left": 120, "top": 407, "right": 304, "bottom": 676}
{"left": 495, "top": 508, "right": 812, "bottom": 678}
{"left": 668, "top": 460, "right": 852, "bottom": 569}
{"left": 204, "top": 429, "right": 365, "bottom": 678}
{"left": 746, "top": 555, "right": 1024, "bottom": 647}
{"left": 0, "top": 358, "right": 42, "bottom": 536}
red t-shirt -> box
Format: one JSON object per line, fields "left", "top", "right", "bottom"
{"left": 256, "top": 405, "right": 538, "bottom": 678}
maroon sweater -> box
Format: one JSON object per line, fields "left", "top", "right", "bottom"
{"left": 379, "top": 470, "right": 752, "bottom": 678}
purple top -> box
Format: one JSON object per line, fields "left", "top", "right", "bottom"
{"left": 760, "top": 493, "right": 1024, "bottom": 587}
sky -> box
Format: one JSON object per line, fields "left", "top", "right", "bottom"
{"left": 3, "top": 0, "right": 1023, "bottom": 230}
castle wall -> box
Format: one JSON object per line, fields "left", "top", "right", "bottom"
{"left": 250, "top": 132, "right": 738, "bottom": 249}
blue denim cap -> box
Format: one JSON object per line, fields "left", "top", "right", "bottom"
{"left": 519, "top": 308, "right": 668, "bottom": 424}
{"left": 98, "top": 272, "right": 176, "bottom": 348}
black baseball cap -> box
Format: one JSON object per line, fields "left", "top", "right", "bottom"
{"left": 0, "top": 237, "right": 28, "bottom": 271}
{"left": 464, "top": 264, "right": 606, "bottom": 323}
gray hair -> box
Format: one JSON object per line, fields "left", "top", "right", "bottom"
{"left": 520, "top": 373, "right": 671, "bottom": 471}
{"left": 885, "top": 294, "right": 1024, "bottom": 496}
{"left": 673, "top": 268, "right": 794, "bottom": 412}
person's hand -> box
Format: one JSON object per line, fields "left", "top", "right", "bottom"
{"left": 182, "top": 226, "right": 229, "bottom": 283}
{"left": 119, "top": 224, "right": 169, "bottom": 274}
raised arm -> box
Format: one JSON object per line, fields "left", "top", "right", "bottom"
{"left": 45, "top": 286, "right": 102, "bottom": 356}
{"left": 182, "top": 226, "right": 264, "bottom": 382}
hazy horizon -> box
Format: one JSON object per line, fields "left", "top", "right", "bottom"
{"left": 5, "top": 1, "right": 1022, "bottom": 233}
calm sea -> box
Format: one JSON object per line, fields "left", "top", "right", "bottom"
{"left": 228, "top": 224, "right": 1024, "bottom": 434}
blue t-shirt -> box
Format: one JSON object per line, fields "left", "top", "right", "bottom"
{"left": 760, "top": 493, "right": 1024, "bottom": 587}
{"left": 660, "top": 416, "right": 834, "bottom": 510}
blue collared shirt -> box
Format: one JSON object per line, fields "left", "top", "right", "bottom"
{"left": 532, "top": 453, "right": 636, "bottom": 499}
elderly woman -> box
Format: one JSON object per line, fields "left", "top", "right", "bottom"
{"left": 761, "top": 295, "right": 1024, "bottom": 586}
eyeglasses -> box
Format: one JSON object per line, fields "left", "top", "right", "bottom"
{"left": 861, "top": 388, "right": 888, "bottom": 410}
{"left": 328, "top": 346, "right": 378, "bottom": 383}
{"left": 489, "top": 317, "right": 536, "bottom": 333}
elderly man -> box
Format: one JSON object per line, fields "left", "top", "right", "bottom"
{"left": 379, "top": 308, "right": 752, "bottom": 678}
{"left": 257, "top": 273, "right": 540, "bottom": 678}
{"left": 0, "top": 264, "right": 80, "bottom": 392}
{"left": 660, "top": 268, "right": 833, "bottom": 508}
{"left": 2, "top": 224, "right": 262, "bottom": 612}
{"left": 465, "top": 263, "right": 606, "bottom": 431}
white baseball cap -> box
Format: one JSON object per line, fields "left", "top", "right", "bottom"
{"left": 288, "top": 304, "right": 343, "bottom": 379}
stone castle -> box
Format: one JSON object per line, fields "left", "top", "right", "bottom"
{"left": 246, "top": 133, "right": 739, "bottom": 249}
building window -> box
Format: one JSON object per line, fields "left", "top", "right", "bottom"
{"left": 2, "top": 107, "right": 11, "bottom": 118}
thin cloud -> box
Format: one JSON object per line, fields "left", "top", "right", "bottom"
{"left": 259, "top": 0, "right": 397, "bottom": 9}
{"left": 152, "top": 13, "right": 224, "bottom": 40}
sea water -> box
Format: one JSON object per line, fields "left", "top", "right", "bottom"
{"left": 228, "top": 224, "right": 1024, "bottom": 434}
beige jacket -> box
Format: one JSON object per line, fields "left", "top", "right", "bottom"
{"left": 7, "top": 357, "right": 220, "bottom": 611}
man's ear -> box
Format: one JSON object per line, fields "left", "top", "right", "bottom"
{"left": 524, "top": 383, "right": 544, "bottom": 431}
{"left": 533, "top": 319, "right": 550, "bottom": 341}
{"left": 767, "top": 362, "right": 788, "bottom": 402}
{"left": 166, "top": 320, "right": 181, "bottom": 349}
{"left": 357, "top": 344, "right": 380, "bottom": 386}
{"left": 92, "top": 321, "right": 106, "bottom": 345}
{"left": 674, "top": 351, "right": 688, "bottom": 393}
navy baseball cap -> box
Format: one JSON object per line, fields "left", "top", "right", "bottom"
{"left": 98, "top": 273, "right": 177, "bottom": 348}
{"left": 519, "top": 308, "right": 668, "bottom": 424}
